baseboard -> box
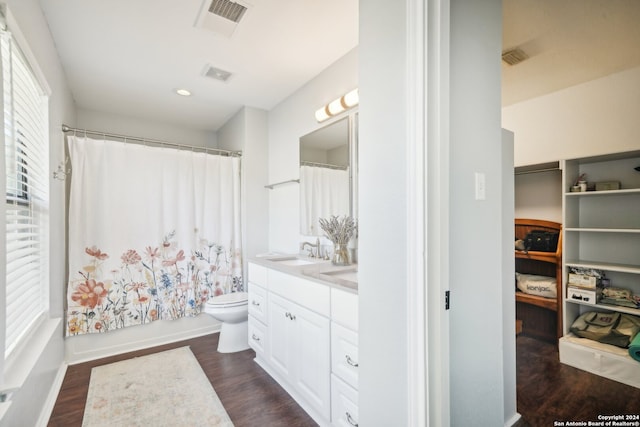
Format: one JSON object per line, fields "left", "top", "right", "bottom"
{"left": 67, "top": 323, "right": 221, "bottom": 365}
{"left": 36, "top": 362, "right": 68, "bottom": 427}
{"left": 505, "top": 412, "right": 522, "bottom": 427}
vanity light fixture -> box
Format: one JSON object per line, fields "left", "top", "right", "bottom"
{"left": 315, "top": 88, "right": 359, "bottom": 123}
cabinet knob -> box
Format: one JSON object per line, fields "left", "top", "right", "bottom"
{"left": 285, "top": 312, "right": 296, "bottom": 320}
{"left": 346, "top": 355, "right": 359, "bottom": 367}
{"left": 252, "top": 334, "right": 260, "bottom": 342}
{"left": 346, "top": 412, "right": 358, "bottom": 426}
{"left": 251, "top": 300, "right": 260, "bottom": 306}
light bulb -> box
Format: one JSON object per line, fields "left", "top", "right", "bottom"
{"left": 315, "top": 106, "right": 331, "bottom": 122}
{"left": 327, "top": 98, "right": 345, "bottom": 116}
{"left": 342, "top": 88, "right": 359, "bottom": 108}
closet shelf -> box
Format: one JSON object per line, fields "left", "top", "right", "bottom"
{"left": 514, "top": 218, "right": 563, "bottom": 341}
{"left": 560, "top": 150, "right": 640, "bottom": 389}
{"left": 515, "top": 250, "right": 560, "bottom": 264}
{"left": 565, "top": 260, "right": 640, "bottom": 275}
{"left": 566, "top": 299, "right": 640, "bottom": 317}
{"left": 515, "top": 292, "right": 557, "bottom": 311}
{"left": 565, "top": 188, "right": 640, "bottom": 197}
{"left": 564, "top": 227, "right": 640, "bottom": 233}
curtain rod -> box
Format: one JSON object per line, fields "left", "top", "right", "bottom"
{"left": 61, "top": 124, "right": 242, "bottom": 157}
{"left": 301, "top": 160, "right": 348, "bottom": 171}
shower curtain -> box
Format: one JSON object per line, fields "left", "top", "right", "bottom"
{"left": 65, "top": 135, "right": 242, "bottom": 336}
{"left": 299, "top": 164, "right": 350, "bottom": 236}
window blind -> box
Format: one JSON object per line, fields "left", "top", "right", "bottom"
{"left": 2, "top": 29, "right": 49, "bottom": 357}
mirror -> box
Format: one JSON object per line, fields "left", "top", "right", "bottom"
{"left": 299, "top": 114, "right": 357, "bottom": 236}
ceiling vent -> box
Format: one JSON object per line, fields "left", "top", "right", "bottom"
{"left": 194, "top": 0, "right": 250, "bottom": 38}
{"left": 209, "top": 0, "right": 247, "bottom": 23}
{"left": 202, "top": 64, "right": 233, "bottom": 82}
{"left": 502, "top": 47, "right": 529, "bottom": 66}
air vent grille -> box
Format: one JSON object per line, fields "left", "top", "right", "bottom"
{"left": 502, "top": 48, "right": 529, "bottom": 66}
{"left": 209, "top": 0, "right": 247, "bottom": 23}
{"left": 203, "top": 65, "right": 233, "bottom": 82}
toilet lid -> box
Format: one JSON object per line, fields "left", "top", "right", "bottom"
{"left": 206, "top": 291, "right": 248, "bottom": 308}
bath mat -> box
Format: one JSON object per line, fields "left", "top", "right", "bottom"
{"left": 82, "top": 346, "right": 234, "bottom": 427}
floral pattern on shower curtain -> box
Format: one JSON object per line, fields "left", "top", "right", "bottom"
{"left": 65, "top": 136, "right": 242, "bottom": 336}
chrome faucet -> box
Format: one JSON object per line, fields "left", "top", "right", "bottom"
{"left": 300, "top": 238, "right": 321, "bottom": 258}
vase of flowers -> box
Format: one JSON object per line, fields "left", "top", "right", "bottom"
{"left": 319, "top": 215, "right": 356, "bottom": 266}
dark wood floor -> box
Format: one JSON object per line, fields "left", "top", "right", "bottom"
{"left": 48, "top": 333, "right": 640, "bottom": 427}
{"left": 47, "top": 333, "right": 317, "bottom": 427}
{"left": 515, "top": 335, "right": 640, "bottom": 427}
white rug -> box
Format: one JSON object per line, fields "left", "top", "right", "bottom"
{"left": 82, "top": 346, "right": 234, "bottom": 427}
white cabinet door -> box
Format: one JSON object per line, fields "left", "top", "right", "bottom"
{"left": 268, "top": 292, "right": 331, "bottom": 420}
{"left": 293, "top": 302, "right": 331, "bottom": 418}
{"left": 268, "top": 294, "right": 294, "bottom": 379}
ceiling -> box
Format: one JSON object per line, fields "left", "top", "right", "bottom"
{"left": 38, "top": 0, "right": 359, "bottom": 132}
{"left": 37, "top": 0, "right": 640, "bottom": 133}
{"left": 502, "top": 0, "right": 640, "bottom": 106}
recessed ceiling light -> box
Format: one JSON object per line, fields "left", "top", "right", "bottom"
{"left": 176, "top": 89, "right": 192, "bottom": 96}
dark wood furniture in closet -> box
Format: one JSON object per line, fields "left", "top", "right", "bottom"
{"left": 515, "top": 218, "right": 563, "bottom": 342}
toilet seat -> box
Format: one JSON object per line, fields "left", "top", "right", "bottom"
{"left": 206, "top": 291, "right": 248, "bottom": 308}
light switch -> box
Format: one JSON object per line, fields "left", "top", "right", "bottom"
{"left": 475, "top": 172, "right": 486, "bottom": 200}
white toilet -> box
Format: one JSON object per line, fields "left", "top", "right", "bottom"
{"left": 203, "top": 291, "right": 249, "bottom": 353}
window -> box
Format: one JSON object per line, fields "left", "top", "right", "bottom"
{"left": 1, "top": 24, "right": 49, "bottom": 358}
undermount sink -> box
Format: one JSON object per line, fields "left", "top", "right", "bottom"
{"left": 319, "top": 268, "right": 358, "bottom": 283}
{"left": 308, "top": 267, "right": 358, "bottom": 289}
{"left": 264, "top": 256, "right": 322, "bottom": 266}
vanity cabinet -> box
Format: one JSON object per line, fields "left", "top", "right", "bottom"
{"left": 559, "top": 150, "right": 640, "bottom": 388}
{"left": 248, "top": 283, "right": 267, "bottom": 358}
{"left": 247, "top": 261, "right": 359, "bottom": 427}
{"left": 248, "top": 264, "right": 269, "bottom": 359}
{"left": 329, "top": 288, "right": 359, "bottom": 427}
{"left": 268, "top": 292, "right": 331, "bottom": 415}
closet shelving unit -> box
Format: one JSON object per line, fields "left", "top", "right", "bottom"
{"left": 515, "top": 218, "right": 563, "bottom": 342}
{"left": 560, "top": 150, "right": 640, "bottom": 388}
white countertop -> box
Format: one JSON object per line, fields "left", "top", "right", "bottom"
{"left": 249, "top": 254, "right": 358, "bottom": 294}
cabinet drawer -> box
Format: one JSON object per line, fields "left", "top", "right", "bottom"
{"left": 331, "top": 374, "right": 359, "bottom": 427}
{"left": 331, "top": 288, "right": 358, "bottom": 331}
{"left": 248, "top": 262, "right": 268, "bottom": 287}
{"left": 331, "top": 322, "right": 359, "bottom": 389}
{"left": 248, "top": 283, "right": 268, "bottom": 324}
{"left": 248, "top": 316, "right": 267, "bottom": 358}
{"left": 268, "top": 269, "right": 330, "bottom": 316}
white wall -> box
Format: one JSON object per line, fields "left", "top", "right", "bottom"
{"left": 267, "top": 48, "right": 358, "bottom": 253}
{"left": 504, "top": 66, "right": 640, "bottom": 167}
{"left": 358, "top": 0, "right": 408, "bottom": 424}
{"left": 514, "top": 170, "right": 562, "bottom": 222}
{"left": 506, "top": 65, "right": 640, "bottom": 226}
{"left": 218, "top": 106, "right": 270, "bottom": 279}
{"left": 502, "top": 130, "right": 518, "bottom": 426}
{"left": 448, "top": 0, "right": 507, "bottom": 425}
{"left": 0, "top": 1, "right": 75, "bottom": 426}
{"left": 76, "top": 108, "right": 217, "bottom": 147}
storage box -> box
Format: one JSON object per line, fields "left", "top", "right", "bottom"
{"left": 567, "top": 286, "right": 600, "bottom": 305}
{"left": 568, "top": 273, "right": 599, "bottom": 288}
{"left": 595, "top": 181, "right": 621, "bottom": 191}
